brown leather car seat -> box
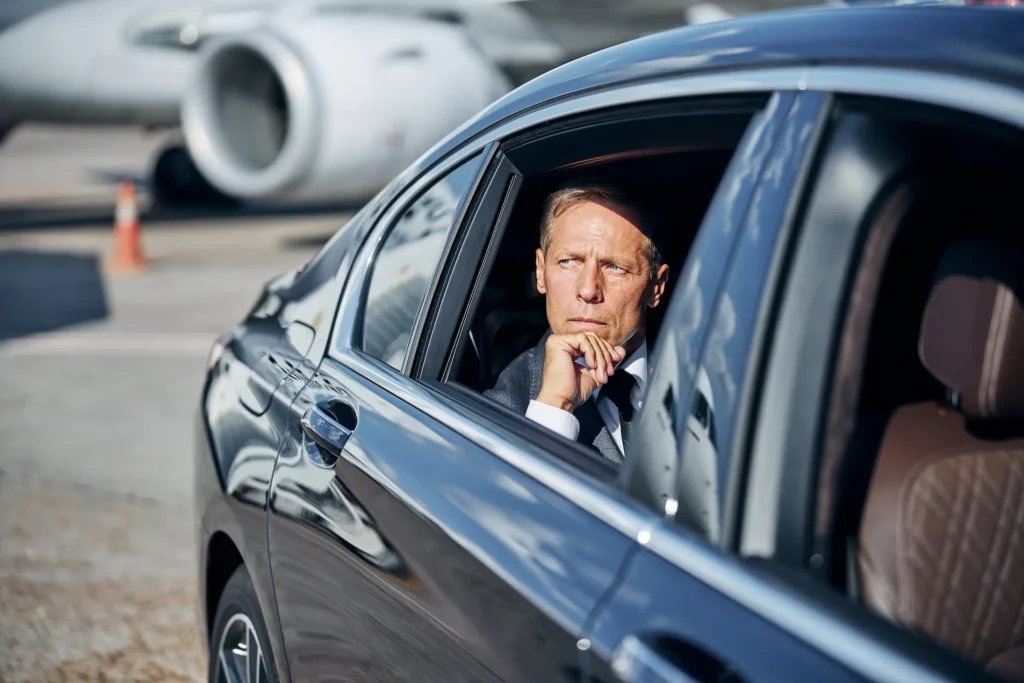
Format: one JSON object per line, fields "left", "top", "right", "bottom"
{"left": 859, "top": 237, "right": 1024, "bottom": 680}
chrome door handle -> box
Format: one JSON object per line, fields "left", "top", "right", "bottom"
{"left": 612, "top": 635, "right": 742, "bottom": 683}
{"left": 612, "top": 636, "right": 698, "bottom": 683}
{"left": 301, "top": 404, "right": 355, "bottom": 469}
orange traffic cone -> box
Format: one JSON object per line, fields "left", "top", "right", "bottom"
{"left": 107, "top": 179, "right": 149, "bottom": 273}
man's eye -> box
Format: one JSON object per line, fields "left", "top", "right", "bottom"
{"left": 559, "top": 259, "right": 573, "bottom": 265}
{"left": 606, "top": 263, "right": 622, "bottom": 271}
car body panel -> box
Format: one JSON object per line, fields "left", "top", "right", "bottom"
{"left": 198, "top": 333, "right": 314, "bottom": 682}
{"left": 193, "top": 203, "right": 375, "bottom": 680}
{"left": 267, "top": 355, "right": 635, "bottom": 682}
{"left": 407, "top": 6, "right": 1024, "bottom": 187}
{"left": 588, "top": 548, "right": 866, "bottom": 683}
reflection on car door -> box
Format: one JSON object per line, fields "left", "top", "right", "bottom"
{"left": 584, "top": 91, "right": 861, "bottom": 683}
{"left": 269, "top": 356, "right": 637, "bottom": 682}
{"left": 265, "top": 159, "right": 636, "bottom": 681}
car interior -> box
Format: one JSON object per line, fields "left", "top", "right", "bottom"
{"left": 818, "top": 101, "right": 1024, "bottom": 680}
{"left": 450, "top": 97, "right": 765, "bottom": 394}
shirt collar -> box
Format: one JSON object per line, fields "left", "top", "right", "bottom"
{"left": 589, "top": 340, "right": 648, "bottom": 400}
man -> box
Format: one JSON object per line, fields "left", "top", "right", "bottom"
{"left": 485, "top": 183, "right": 670, "bottom": 463}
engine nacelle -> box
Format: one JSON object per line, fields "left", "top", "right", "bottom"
{"left": 181, "top": 10, "right": 511, "bottom": 203}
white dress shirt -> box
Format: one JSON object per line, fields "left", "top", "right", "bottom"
{"left": 525, "top": 341, "right": 648, "bottom": 454}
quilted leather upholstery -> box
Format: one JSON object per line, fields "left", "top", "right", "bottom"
{"left": 902, "top": 451, "right": 1024, "bottom": 670}
{"left": 859, "top": 237, "right": 1024, "bottom": 679}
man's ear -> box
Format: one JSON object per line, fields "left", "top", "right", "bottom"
{"left": 535, "top": 248, "right": 547, "bottom": 295}
{"left": 647, "top": 263, "right": 670, "bottom": 308}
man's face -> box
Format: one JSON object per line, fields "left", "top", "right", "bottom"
{"left": 536, "top": 200, "right": 669, "bottom": 351}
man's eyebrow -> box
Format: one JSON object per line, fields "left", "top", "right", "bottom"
{"left": 600, "top": 254, "right": 640, "bottom": 267}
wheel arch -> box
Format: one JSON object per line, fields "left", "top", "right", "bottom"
{"left": 205, "top": 530, "right": 245, "bottom": 638}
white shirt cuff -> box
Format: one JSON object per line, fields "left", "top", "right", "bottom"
{"left": 526, "top": 399, "right": 580, "bottom": 441}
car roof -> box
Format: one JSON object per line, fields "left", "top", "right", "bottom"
{"left": 419, "top": 4, "right": 1024, "bottom": 170}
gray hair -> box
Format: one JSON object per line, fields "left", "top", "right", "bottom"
{"left": 539, "top": 183, "right": 662, "bottom": 280}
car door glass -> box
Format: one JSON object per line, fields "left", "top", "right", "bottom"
{"left": 624, "top": 93, "right": 797, "bottom": 520}
{"left": 674, "top": 92, "right": 825, "bottom": 543}
{"left": 362, "top": 153, "right": 484, "bottom": 370}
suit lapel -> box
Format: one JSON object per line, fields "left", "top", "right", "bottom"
{"left": 527, "top": 331, "right": 553, "bottom": 402}
{"left": 574, "top": 400, "right": 603, "bottom": 447}
{"left": 592, "top": 426, "right": 622, "bottom": 464}
{"left": 575, "top": 400, "right": 623, "bottom": 464}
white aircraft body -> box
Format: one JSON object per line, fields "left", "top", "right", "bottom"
{"left": 0, "top": 0, "right": 798, "bottom": 205}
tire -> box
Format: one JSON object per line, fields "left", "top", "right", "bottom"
{"left": 208, "top": 566, "right": 279, "bottom": 683}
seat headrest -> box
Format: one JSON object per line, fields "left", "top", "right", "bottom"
{"left": 919, "top": 237, "right": 1024, "bottom": 419}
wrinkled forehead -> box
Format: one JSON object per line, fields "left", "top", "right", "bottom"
{"left": 547, "top": 202, "right": 649, "bottom": 257}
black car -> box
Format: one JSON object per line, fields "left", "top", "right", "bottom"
{"left": 195, "top": 5, "right": 1024, "bottom": 682}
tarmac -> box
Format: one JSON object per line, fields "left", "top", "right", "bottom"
{"left": 0, "top": 124, "right": 354, "bottom": 680}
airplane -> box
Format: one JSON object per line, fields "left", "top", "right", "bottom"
{"left": 0, "top": 0, "right": 812, "bottom": 207}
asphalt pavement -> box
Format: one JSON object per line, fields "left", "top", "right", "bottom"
{"left": 0, "top": 124, "right": 353, "bottom": 680}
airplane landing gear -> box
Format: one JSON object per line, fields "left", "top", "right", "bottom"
{"left": 0, "top": 122, "right": 17, "bottom": 148}
{"left": 151, "top": 145, "right": 238, "bottom": 208}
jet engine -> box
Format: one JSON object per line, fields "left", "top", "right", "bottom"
{"left": 180, "top": 10, "right": 511, "bottom": 204}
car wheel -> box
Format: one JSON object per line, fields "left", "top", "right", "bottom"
{"left": 208, "top": 566, "right": 279, "bottom": 683}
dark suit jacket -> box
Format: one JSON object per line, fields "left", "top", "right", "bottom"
{"left": 483, "top": 334, "right": 623, "bottom": 464}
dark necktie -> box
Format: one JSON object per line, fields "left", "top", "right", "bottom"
{"left": 601, "top": 370, "right": 636, "bottom": 452}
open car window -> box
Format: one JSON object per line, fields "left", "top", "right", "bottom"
{"left": 743, "top": 94, "right": 1024, "bottom": 681}
{"left": 416, "top": 92, "right": 800, "bottom": 489}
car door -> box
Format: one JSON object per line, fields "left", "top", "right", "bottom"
{"left": 268, "top": 145, "right": 630, "bottom": 683}
{"left": 200, "top": 199, "right": 384, "bottom": 681}
{"left": 580, "top": 90, "right": 862, "bottom": 683}
{"left": 266, "top": 74, "right": 816, "bottom": 682}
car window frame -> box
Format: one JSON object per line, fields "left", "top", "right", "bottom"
{"left": 322, "top": 70, "right": 817, "bottom": 542}
{"left": 345, "top": 145, "right": 495, "bottom": 375}
{"left": 420, "top": 95, "right": 771, "bottom": 388}
{"left": 411, "top": 94, "right": 781, "bottom": 486}
{"left": 414, "top": 151, "right": 522, "bottom": 382}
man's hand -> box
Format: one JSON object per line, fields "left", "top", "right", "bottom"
{"left": 536, "top": 333, "right": 626, "bottom": 413}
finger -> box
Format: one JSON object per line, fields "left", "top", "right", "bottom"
{"left": 579, "top": 366, "right": 603, "bottom": 393}
{"left": 576, "top": 334, "right": 599, "bottom": 376}
{"left": 602, "top": 338, "right": 620, "bottom": 370}
{"left": 559, "top": 334, "right": 586, "bottom": 361}
{"left": 585, "top": 334, "right": 611, "bottom": 382}
{"left": 611, "top": 345, "right": 626, "bottom": 365}
{"left": 589, "top": 334, "right": 614, "bottom": 378}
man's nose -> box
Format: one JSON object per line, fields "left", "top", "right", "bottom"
{"left": 576, "top": 264, "right": 603, "bottom": 303}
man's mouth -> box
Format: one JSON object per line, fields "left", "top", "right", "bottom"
{"left": 569, "top": 318, "right": 606, "bottom": 327}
